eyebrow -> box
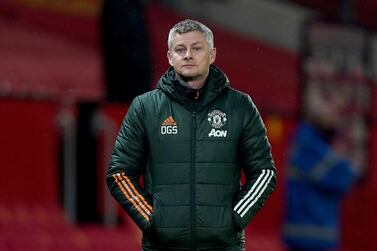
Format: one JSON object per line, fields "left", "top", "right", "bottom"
{"left": 175, "top": 42, "right": 204, "bottom": 48}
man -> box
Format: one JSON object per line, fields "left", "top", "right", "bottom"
{"left": 282, "top": 84, "right": 358, "bottom": 251}
{"left": 107, "top": 19, "right": 277, "bottom": 251}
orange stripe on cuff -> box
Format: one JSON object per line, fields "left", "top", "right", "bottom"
{"left": 117, "top": 174, "right": 152, "bottom": 215}
{"left": 113, "top": 174, "right": 150, "bottom": 222}
{"left": 121, "top": 173, "right": 153, "bottom": 212}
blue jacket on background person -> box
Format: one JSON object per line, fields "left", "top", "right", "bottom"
{"left": 282, "top": 121, "right": 357, "bottom": 251}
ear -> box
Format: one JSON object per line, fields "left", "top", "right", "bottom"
{"left": 209, "top": 47, "right": 216, "bottom": 64}
{"left": 167, "top": 51, "right": 174, "bottom": 66}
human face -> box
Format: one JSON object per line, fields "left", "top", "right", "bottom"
{"left": 167, "top": 31, "right": 216, "bottom": 86}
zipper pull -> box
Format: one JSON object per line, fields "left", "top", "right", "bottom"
{"left": 195, "top": 90, "right": 199, "bottom": 100}
{"left": 192, "top": 111, "right": 197, "bottom": 129}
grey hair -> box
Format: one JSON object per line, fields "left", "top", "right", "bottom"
{"left": 167, "top": 19, "right": 214, "bottom": 49}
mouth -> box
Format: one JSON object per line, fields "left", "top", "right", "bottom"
{"left": 182, "top": 64, "right": 196, "bottom": 68}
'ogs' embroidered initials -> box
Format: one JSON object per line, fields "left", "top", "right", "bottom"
{"left": 161, "top": 116, "right": 178, "bottom": 135}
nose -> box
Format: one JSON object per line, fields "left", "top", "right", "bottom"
{"left": 184, "top": 49, "right": 193, "bottom": 60}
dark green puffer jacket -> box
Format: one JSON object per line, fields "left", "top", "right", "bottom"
{"left": 107, "top": 65, "right": 277, "bottom": 250}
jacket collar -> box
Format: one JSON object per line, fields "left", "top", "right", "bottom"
{"left": 157, "top": 65, "right": 230, "bottom": 111}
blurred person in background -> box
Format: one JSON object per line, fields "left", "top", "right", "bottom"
{"left": 282, "top": 84, "right": 359, "bottom": 251}
{"left": 101, "top": 0, "right": 151, "bottom": 102}
{"left": 107, "top": 19, "right": 277, "bottom": 250}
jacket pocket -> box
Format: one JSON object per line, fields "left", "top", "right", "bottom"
{"left": 232, "top": 211, "right": 245, "bottom": 231}
{"left": 143, "top": 213, "right": 155, "bottom": 233}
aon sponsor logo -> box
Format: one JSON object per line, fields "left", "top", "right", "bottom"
{"left": 208, "top": 128, "right": 227, "bottom": 137}
{"left": 161, "top": 125, "right": 178, "bottom": 135}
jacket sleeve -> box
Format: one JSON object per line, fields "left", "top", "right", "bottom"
{"left": 106, "top": 97, "right": 153, "bottom": 231}
{"left": 233, "top": 95, "right": 277, "bottom": 230}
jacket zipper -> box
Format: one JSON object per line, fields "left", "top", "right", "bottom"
{"left": 190, "top": 102, "right": 198, "bottom": 251}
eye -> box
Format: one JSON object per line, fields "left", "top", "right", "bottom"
{"left": 175, "top": 48, "right": 185, "bottom": 53}
{"left": 193, "top": 47, "right": 202, "bottom": 51}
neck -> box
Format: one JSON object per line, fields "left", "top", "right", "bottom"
{"left": 177, "top": 72, "right": 209, "bottom": 90}
{"left": 186, "top": 78, "right": 206, "bottom": 90}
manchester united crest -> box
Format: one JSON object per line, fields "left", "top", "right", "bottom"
{"left": 208, "top": 110, "right": 227, "bottom": 129}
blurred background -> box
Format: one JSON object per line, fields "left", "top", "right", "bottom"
{"left": 0, "top": 0, "right": 376, "bottom": 250}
